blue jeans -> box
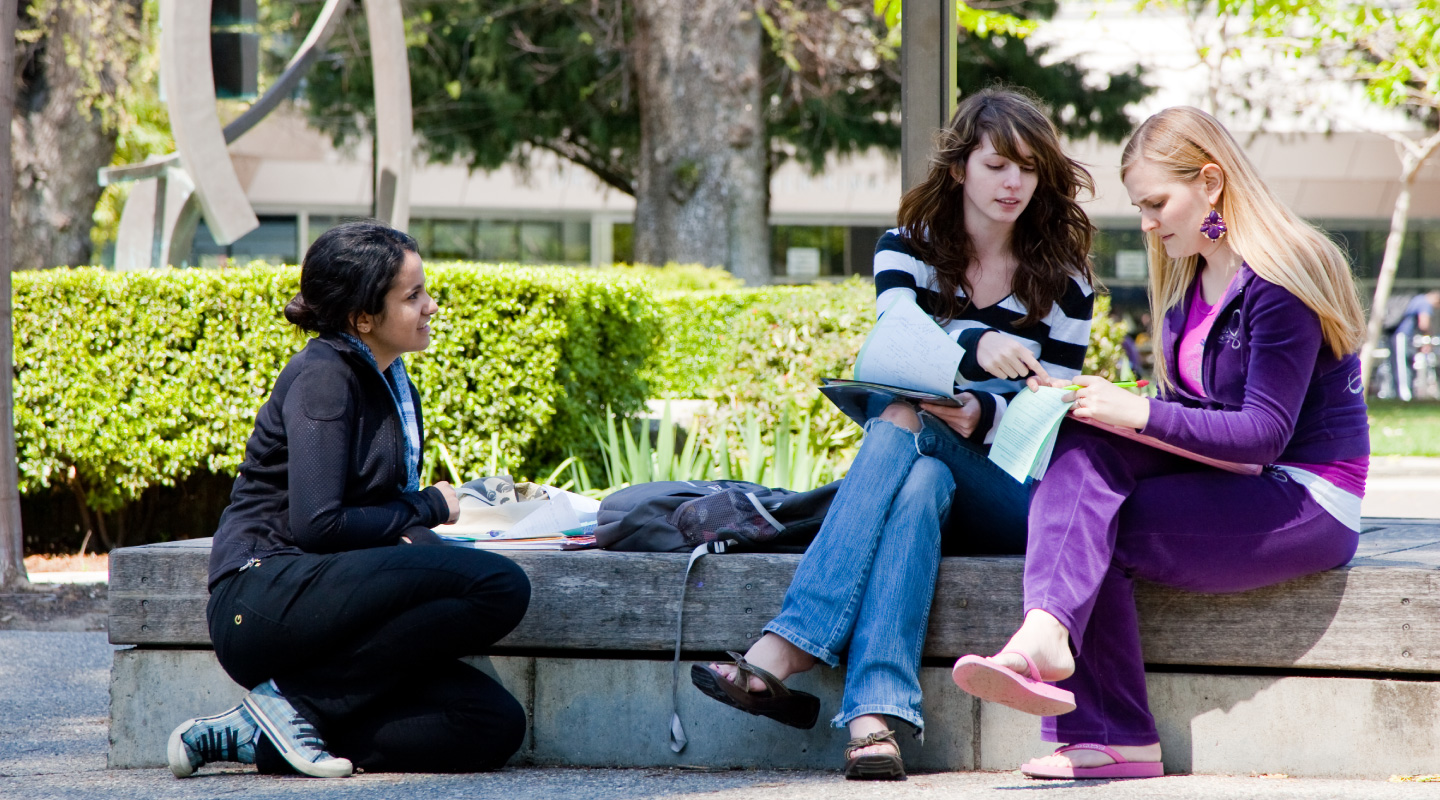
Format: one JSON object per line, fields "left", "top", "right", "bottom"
{"left": 763, "top": 412, "right": 1029, "bottom": 734}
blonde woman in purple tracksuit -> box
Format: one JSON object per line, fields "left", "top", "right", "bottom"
{"left": 952, "top": 107, "right": 1369, "bottom": 779}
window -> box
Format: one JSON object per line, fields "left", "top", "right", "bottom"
{"left": 190, "top": 215, "right": 298, "bottom": 266}
{"left": 771, "top": 225, "right": 848, "bottom": 280}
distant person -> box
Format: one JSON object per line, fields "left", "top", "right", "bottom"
{"left": 1392, "top": 288, "right": 1440, "bottom": 401}
{"left": 951, "top": 106, "right": 1369, "bottom": 779}
{"left": 167, "top": 221, "right": 530, "bottom": 779}
{"left": 690, "top": 88, "right": 1097, "bottom": 781}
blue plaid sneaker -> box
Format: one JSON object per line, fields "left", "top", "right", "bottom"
{"left": 241, "top": 680, "right": 353, "bottom": 778}
{"left": 166, "top": 703, "right": 259, "bottom": 778}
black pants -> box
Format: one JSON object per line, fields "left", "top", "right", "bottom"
{"left": 207, "top": 543, "right": 531, "bottom": 773}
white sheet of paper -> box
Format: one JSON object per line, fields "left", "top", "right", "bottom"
{"left": 853, "top": 299, "right": 963, "bottom": 397}
{"left": 987, "top": 386, "right": 1075, "bottom": 483}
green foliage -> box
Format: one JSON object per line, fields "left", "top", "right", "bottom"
{"left": 573, "top": 401, "right": 845, "bottom": 496}
{"left": 15, "top": 265, "right": 659, "bottom": 513}
{"left": 873, "top": 0, "right": 1037, "bottom": 43}
{"left": 287, "top": 0, "right": 1149, "bottom": 200}
{"left": 644, "top": 279, "right": 1133, "bottom": 470}
{"left": 92, "top": 0, "right": 173, "bottom": 259}
{"left": 1083, "top": 294, "right": 1132, "bottom": 381}
{"left": 597, "top": 263, "right": 743, "bottom": 293}
{"left": 1368, "top": 399, "right": 1440, "bottom": 457}
{"left": 19, "top": 262, "right": 1131, "bottom": 522}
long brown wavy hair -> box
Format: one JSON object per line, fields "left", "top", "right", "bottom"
{"left": 897, "top": 87, "right": 1096, "bottom": 327}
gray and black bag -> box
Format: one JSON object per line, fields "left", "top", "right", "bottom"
{"left": 594, "top": 479, "right": 840, "bottom": 752}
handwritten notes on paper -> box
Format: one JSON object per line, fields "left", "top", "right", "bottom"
{"left": 987, "top": 386, "right": 1076, "bottom": 483}
{"left": 853, "top": 299, "right": 963, "bottom": 397}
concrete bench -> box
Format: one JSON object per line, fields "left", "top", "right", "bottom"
{"left": 109, "top": 518, "right": 1440, "bottom": 778}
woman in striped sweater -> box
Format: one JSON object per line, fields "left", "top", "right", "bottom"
{"left": 690, "top": 88, "right": 1097, "bottom": 779}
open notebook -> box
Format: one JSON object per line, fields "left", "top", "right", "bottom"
{"left": 820, "top": 298, "right": 962, "bottom": 426}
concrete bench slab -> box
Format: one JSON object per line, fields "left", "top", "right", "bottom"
{"left": 112, "top": 518, "right": 1440, "bottom": 672}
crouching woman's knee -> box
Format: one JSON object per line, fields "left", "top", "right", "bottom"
{"left": 455, "top": 550, "right": 532, "bottom": 634}
{"left": 488, "top": 555, "right": 532, "bottom": 633}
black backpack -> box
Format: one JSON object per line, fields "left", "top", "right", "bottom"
{"left": 593, "top": 479, "right": 841, "bottom": 754}
{"left": 595, "top": 479, "right": 839, "bottom": 553}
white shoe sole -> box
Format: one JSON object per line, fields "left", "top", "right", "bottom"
{"left": 166, "top": 718, "right": 200, "bottom": 778}
{"left": 241, "top": 695, "right": 354, "bottom": 778}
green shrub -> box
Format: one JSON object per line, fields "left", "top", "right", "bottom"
{"left": 645, "top": 279, "right": 1132, "bottom": 465}
{"left": 16, "top": 260, "right": 1130, "bottom": 545}
{"left": 597, "top": 262, "right": 743, "bottom": 292}
{"left": 16, "top": 264, "right": 659, "bottom": 514}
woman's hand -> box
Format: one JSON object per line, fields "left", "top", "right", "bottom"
{"left": 433, "top": 481, "right": 461, "bottom": 524}
{"left": 1066, "top": 375, "right": 1150, "bottom": 430}
{"left": 976, "top": 331, "right": 1051, "bottom": 383}
{"left": 920, "top": 393, "right": 981, "bottom": 438}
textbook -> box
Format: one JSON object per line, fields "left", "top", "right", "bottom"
{"left": 820, "top": 298, "right": 964, "bottom": 426}
{"left": 986, "top": 387, "right": 1264, "bottom": 483}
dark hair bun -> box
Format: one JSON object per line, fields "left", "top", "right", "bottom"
{"left": 283, "top": 293, "right": 318, "bottom": 329}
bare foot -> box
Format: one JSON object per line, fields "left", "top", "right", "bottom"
{"left": 846, "top": 714, "right": 900, "bottom": 760}
{"left": 993, "top": 609, "right": 1076, "bottom": 683}
{"left": 1024, "top": 742, "right": 1161, "bottom": 771}
{"left": 711, "top": 633, "right": 816, "bottom": 692}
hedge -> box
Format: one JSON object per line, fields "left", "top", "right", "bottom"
{"left": 16, "top": 265, "right": 659, "bottom": 514}
{"left": 644, "top": 276, "right": 1131, "bottom": 457}
{"left": 17, "top": 263, "right": 1130, "bottom": 546}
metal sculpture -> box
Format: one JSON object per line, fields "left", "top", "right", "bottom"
{"left": 101, "top": 0, "right": 412, "bottom": 268}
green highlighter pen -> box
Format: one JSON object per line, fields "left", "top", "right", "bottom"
{"left": 1061, "top": 379, "right": 1149, "bottom": 391}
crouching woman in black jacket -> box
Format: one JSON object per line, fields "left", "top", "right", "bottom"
{"left": 167, "top": 220, "right": 530, "bottom": 779}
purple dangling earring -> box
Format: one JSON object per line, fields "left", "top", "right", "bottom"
{"left": 1200, "top": 208, "right": 1228, "bottom": 242}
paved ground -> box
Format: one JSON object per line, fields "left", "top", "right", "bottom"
{"left": 1363, "top": 457, "right": 1440, "bottom": 519}
{"left": 4, "top": 632, "right": 1440, "bottom": 800}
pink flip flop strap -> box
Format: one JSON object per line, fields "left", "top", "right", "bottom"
{"left": 1054, "top": 742, "right": 1126, "bottom": 764}
{"left": 997, "top": 651, "right": 1043, "bottom": 682}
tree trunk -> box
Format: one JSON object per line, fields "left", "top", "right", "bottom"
{"left": 1360, "top": 130, "right": 1440, "bottom": 390}
{"left": 0, "top": 0, "right": 26, "bottom": 590}
{"left": 11, "top": 0, "right": 139, "bottom": 270}
{"left": 630, "top": 0, "right": 770, "bottom": 284}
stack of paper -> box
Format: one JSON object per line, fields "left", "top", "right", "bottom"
{"left": 434, "top": 477, "right": 602, "bottom": 551}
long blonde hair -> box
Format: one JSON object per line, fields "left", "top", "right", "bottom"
{"left": 1120, "top": 107, "right": 1364, "bottom": 392}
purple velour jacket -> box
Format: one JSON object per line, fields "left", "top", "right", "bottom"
{"left": 1139, "top": 265, "right": 1370, "bottom": 466}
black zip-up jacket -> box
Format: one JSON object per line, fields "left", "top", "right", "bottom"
{"left": 207, "top": 335, "right": 449, "bottom": 589}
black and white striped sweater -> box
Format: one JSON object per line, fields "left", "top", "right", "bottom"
{"left": 872, "top": 228, "right": 1095, "bottom": 445}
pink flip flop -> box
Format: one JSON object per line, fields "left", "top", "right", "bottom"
{"left": 1020, "top": 742, "right": 1164, "bottom": 779}
{"left": 950, "top": 651, "right": 1076, "bottom": 716}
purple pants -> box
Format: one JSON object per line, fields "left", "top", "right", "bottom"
{"left": 1024, "top": 422, "right": 1358, "bottom": 745}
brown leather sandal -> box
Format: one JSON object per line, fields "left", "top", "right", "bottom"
{"left": 690, "top": 650, "right": 820, "bottom": 729}
{"left": 843, "top": 729, "right": 906, "bottom": 780}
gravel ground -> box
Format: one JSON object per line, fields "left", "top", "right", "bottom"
{"left": 4, "top": 632, "right": 1440, "bottom": 800}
